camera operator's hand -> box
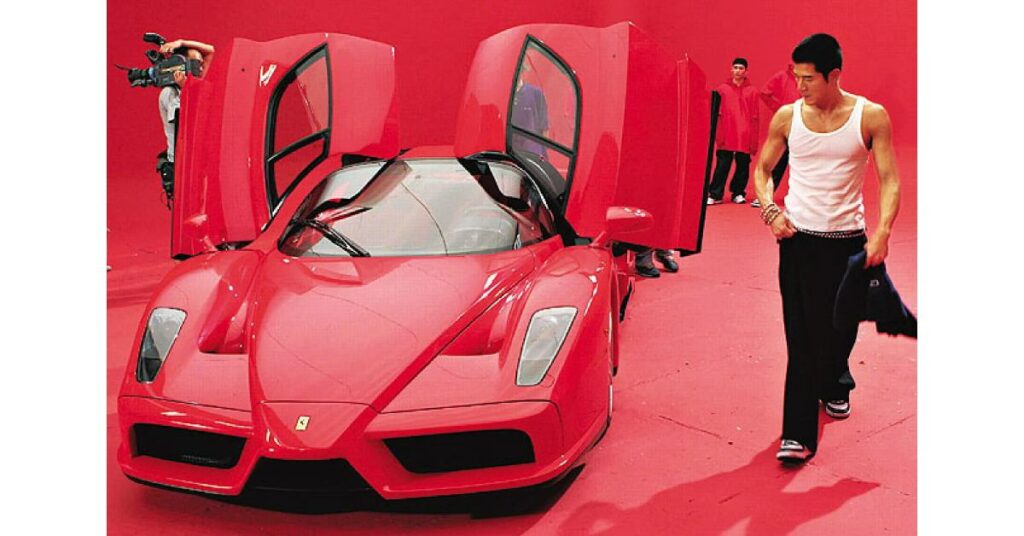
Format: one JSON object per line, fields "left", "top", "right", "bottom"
{"left": 159, "top": 39, "right": 186, "bottom": 55}
{"left": 156, "top": 38, "right": 215, "bottom": 78}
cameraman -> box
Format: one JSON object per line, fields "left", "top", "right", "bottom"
{"left": 155, "top": 38, "right": 214, "bottom": 203}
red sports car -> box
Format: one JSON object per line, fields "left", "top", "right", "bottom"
{"left": 117, "top": 23, "right": 712, "bottom": 500}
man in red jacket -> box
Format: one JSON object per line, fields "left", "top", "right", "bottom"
{"left": 752, "top": 64, "right": 801, "bottom": 208}
{"left": 708, "top": 58, "right": 760, "bottom": 205}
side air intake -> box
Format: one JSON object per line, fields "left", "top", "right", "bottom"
{"left": 133, "top": 424, "right": 245, "bottom": 469}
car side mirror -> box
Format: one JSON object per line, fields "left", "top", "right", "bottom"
{"left": 591, "top": 206, "right": 653, "bottom": 247}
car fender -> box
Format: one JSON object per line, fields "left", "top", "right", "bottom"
{"left": 118, "top": 250, "right": 263, "bottom": 410}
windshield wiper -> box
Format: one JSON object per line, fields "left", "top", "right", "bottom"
{"left": 293, "top": 218, "right": 370, "bottom": 257}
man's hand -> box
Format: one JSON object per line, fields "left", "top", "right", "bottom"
{"left": 770, "top": 213, "right": 797, "bottom": 239}
{"left": 864, "top": 233, "right": 889, "bottom": 267}
{"left": 159, "top": 39, "right": 185, "bottom": 54}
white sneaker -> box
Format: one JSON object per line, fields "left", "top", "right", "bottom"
{"left": 751, "top": 198, "right": 761, "bottom": 208}
{"left": 824, "top": 400, "right": 851, "bottom": 419}
{"left": 707, "top": 197, "right": 722, "bottom": 205}
{"left": 732, "top": 194, "right": 746, "bottom": 204}
{"left": 776, "top": 439, "right": 813, "bottom": 463}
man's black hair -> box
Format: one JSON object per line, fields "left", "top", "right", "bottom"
{"left": 792, "top": 33, "right": 842, "bottom": 76}
{"left": 732, "top": 57, "right": 748, "bottom": 68}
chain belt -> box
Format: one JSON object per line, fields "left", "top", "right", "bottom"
{"left": 795, "top": 227, "right": 866, "bottom": 239}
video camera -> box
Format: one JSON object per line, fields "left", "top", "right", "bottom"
{"left": 117, "top": 33, "right": 201, "bottom": 88}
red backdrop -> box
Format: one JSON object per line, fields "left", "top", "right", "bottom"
{"left": 107, "top": 0, "right": 916, "bottom": 195}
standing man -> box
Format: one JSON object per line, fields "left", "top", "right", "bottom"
{"left": 707, "top": 58, "right": 760, "bottom": 205}
{"left": 510, "top": 61, "right": 550, "bottom": 160}
{"left": 156, "top": 38, "right": 215, "bottom": 203}
{"left": 752, "top": 34, "right": 901, "bottom": 463}
{"left": 753, "top": 63, "right": 801, "bottom": 208}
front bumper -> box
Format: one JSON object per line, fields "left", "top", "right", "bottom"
{"left": 118, "top": 395, "right": 579, "bottom": 499}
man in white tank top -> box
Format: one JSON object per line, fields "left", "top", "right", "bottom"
{"left": 751, "top": 34, "right": 902, "bottom": 464}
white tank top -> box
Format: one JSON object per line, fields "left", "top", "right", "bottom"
{"left": 784, "top": 96, "right": 869, "bottom": 232}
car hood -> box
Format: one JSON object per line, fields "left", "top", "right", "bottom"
{"left": 246, "top": 249, "right": 535, "bottom": 410}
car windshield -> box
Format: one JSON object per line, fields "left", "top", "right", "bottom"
{"left": 279, "top": 158, "right": 555, "bottom": 257}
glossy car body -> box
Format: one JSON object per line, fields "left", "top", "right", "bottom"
{"left": 118, "top": 23, "right": 711, "bottom": 500}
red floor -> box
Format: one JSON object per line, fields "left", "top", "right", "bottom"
{"left": 107, "top": 148, "right": 917, "bottom": 534}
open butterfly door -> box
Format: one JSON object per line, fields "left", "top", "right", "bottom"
{"left": 171, "top": 33, "right": 400, "bottom": 258}
{"left": 453, "top": 22, "right": 711, "bottom": 251}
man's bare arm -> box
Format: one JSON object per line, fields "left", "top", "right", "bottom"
{"left": 863, "top": 103, "right": 901, "bottom": 267}
{"left": 160, "top": 39, "right": 216, "bottom": 70}
{"left": 754, "top": 105, "right": 797, "bottom": 238}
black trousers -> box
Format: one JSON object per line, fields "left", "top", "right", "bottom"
{"left": 770, "top": 147, "right": 789, "bottom": 189}
{"left": 708, "top": 150, "right": 751, "bottom": 200}
{"left": 779, "top": 232, "right": 865, "bottom": 453}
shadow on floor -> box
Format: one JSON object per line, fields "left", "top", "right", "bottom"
{"left": 558, "top": 417, "right": 879, "bottom": 535}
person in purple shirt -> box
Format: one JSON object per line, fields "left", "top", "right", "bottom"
{"left": 510, "top": 64, "right": 550, "bottom": 160}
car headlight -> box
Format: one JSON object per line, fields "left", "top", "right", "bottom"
{"left": 516, "top": 306, "right": 577, "bottom": 386}
{"left": 136, "top": 307, "right": 187, "bottom": 382}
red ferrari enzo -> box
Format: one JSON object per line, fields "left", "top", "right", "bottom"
{"left": 117, "top": 23, "right": 713, "bottom": 500}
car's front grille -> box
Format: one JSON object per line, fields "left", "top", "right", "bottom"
{"left": 384, "top": 429, "right": 535, "bottom": 473}
{"left": 133, "top": 424, "right": 246, "bottom": 469}
{"left": 245, "top": 458, "right": 373, "bottom": 494}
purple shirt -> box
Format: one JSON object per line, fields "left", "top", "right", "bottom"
{"left": 510, "top": 83, "right": 550, "bottom": 158}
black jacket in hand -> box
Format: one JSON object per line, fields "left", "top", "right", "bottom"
{"left": 834, "top": 251, "right": 917, "bottom": 338}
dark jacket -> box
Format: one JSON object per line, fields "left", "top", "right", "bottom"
{"left": 834, "top": 251, "right": 917, "bottom": 338}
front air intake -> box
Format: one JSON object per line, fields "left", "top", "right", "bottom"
{"left": 384, "top": 429, "right": 535, "bottom": 473}
{"left": 246, "top": 458, "right": 373, "bottom": 494}
{"left": 133, "top": 424, "right": 246, "bottom": 469}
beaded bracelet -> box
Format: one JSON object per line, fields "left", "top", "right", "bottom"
{"left": 759, "top": 203, "right": 782, "bottom": 225}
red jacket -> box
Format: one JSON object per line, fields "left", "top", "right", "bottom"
{"left": 715, "top": 77, "right": 760, "bottom": 154}
{"left": 760, "top": 65, "right": 801, "bottom": 113}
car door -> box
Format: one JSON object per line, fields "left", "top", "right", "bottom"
{"left": 172, "top": 33, "right": 400, "bottom": 258}
{"left": 453, "top": 22, "right": 713, "bottom": 252}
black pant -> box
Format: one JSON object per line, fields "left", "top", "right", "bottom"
{"left": 708, "top": 150, "right": 751, "bottom": 200}
{"left": 770, "top": 147, "right": 789, "bottom": 189}
{"left": 778, "top": 232, "right": 865, "bottom": 453}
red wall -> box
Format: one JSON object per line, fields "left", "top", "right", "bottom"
{"left": 107, "top": 0, "right": 916, "bottom": 184}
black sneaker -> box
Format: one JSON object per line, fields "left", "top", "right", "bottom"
{"left": 636, "top": 263, "right": 660, "bottom": 278}
{"left": 824, "top": 400, "right": 851, "bottom": 419}
{"left": 655, "top": 251, "right": 679, "bottom": 273}
{"left": 776, "top": 439, "right": 814, "bottom": 463}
